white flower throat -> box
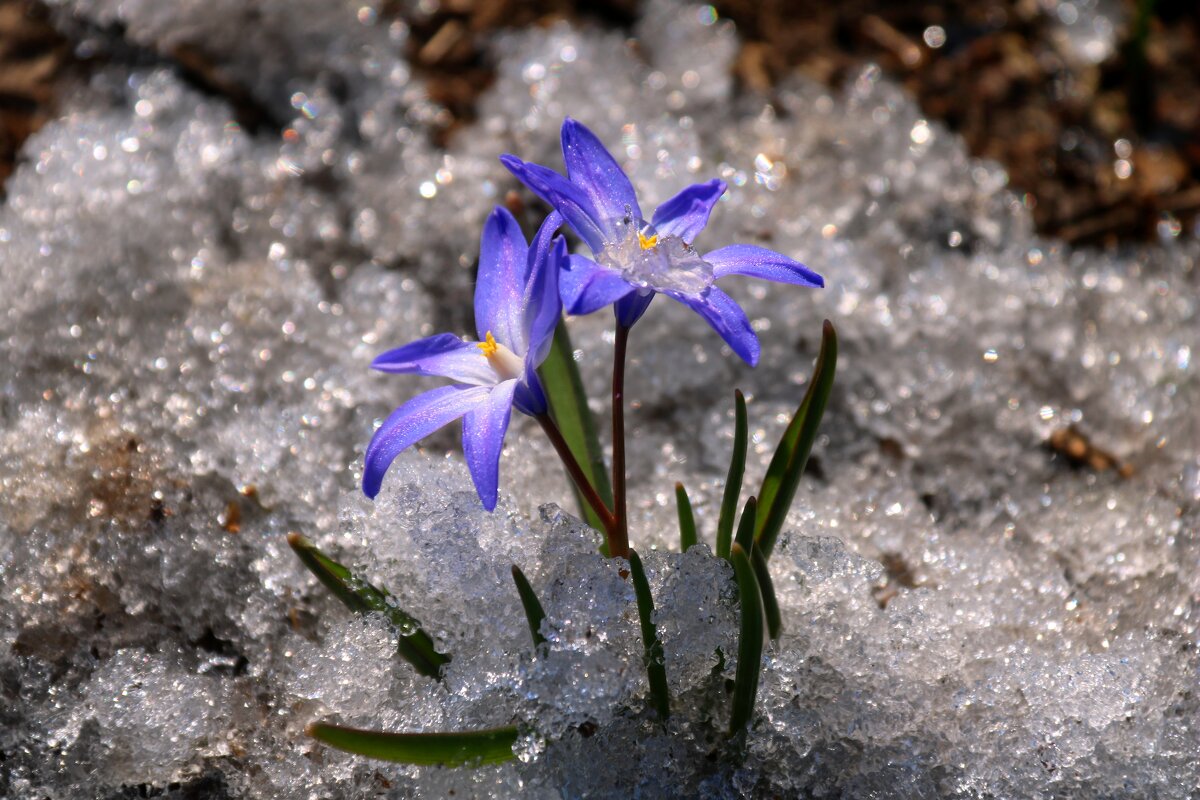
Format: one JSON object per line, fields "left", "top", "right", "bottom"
{"left": 598, "top": 217, "right": 714, "bottom": 296}
{"left": 477, "top": 332, "right": 525, "bottom": 381}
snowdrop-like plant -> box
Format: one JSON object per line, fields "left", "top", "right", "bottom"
{"left": 362, "top": 207, "right": 566, "bottom": 512}
{"left": 502, "top": 118, "right": 824, "bottom": 362}
{"left": 292, "top": 119, "right": 837, "bottom": 768}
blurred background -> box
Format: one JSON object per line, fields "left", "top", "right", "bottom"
{"left": 2, "top": 0, "right": 1198, "bottom": 245}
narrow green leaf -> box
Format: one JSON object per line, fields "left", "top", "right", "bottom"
{"left": 288, "top": 533, "right": 449, "bottom": 678}
{"left": 628, "top": 549, "right": 670, "bottom": 721}
{"left": 751, "top": 545, "right": 782, "bottom": 640}
{"left": 674, "top": 482, "right": 697, "bottom": 552}
{"left": 716, "top": 389, "right": 748, "bottom": 560}
{"left": 733, "top": 496, "right": 758, "bottom": 555}
{"left": 755, "top": 320, "right": 838, "bottom": 560}
{"left": 307, "top": 722, "right": 518, "bottom": 767}
{"left": 510, "top": 564, "right": 547, "bottom": 648}
{"left": 538, "top": 321, "right": 614, "bottom": 538}
{"left": 729, "top": 543, "right": 764, "bottom": 734}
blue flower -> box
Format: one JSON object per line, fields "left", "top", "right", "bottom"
{"left": 501, "top": 118, "right": 824, "bottom": 366}
{"left": 363, "top": 207, "right": 565, "bottom": 510}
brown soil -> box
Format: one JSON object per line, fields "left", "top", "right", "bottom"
{"left": 716, "top": 0, "right": 1200, "bottom": 245}
{"left": 0, "top": 0, "right": 70, "bottom": 188}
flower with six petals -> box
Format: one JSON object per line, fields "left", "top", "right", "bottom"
{"left": 363, "top": 207, "right": 565, "bottom": 510}
{"left": 500, "top": 118, "right": 824, "bottom": 366}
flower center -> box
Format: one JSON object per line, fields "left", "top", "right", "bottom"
{"left": 477, "top": 331, "right": 525, "bottom": 381}
{"left": 477, "top": 331, "right": 499, "bottom": 357}
{"left": 600, "top": 220, "right": 714, "bottom": 297}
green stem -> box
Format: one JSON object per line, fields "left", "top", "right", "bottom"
{"left": 511, "top": 564, "right": 548, "bottom": 647}
{"left": 674, "top": 482, "right": 697, "bottom": 552}
{"left": 628, "top": 549, "right": 670, "bottom": 721}
{"left": 716, "top": 389, "right": 748, "bottom": 560}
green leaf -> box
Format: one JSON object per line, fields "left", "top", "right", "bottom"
{"left": 755, "top": 320, "right": 838, "bottom": 560}
{"left": 287, "top": 533, "right": 449, "bottom": 679}
{"left": 733, "top": 496, "right": 757, "bottom": 555}
{"left": 307, "top": 722, "right": 518, "bottom": 767}
{"left": 538, "top": 321, "right": 614, "bottom": 539}
{"left": 729, "top": 543, "right": 764, "bottom": 734}
{"left": 674, "top": 482, "right": 697, "bottom": 552}
{"left": 510, "top": 564, "right": 547, "bottom": 648}
{"left": 628, "top": 549, "right": 670, "bottom": 721}
{"left": 716, "top": 389, "right": 748, "bottom": 560}
{"left": 751, "top": 545, "right": 782, "bottom": 640}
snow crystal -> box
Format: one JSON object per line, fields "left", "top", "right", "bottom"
{"left": 2, "top": 0, "right": 1198, "bottom": 797}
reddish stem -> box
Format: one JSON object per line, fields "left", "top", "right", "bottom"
{"left": 609, "top": 325, "right": 631, "bottom": 559}
{"left": 536, "top": 414, "right": 620, "bottom": 551}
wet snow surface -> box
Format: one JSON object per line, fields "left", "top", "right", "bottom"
{"left": 2, "top": 1, "right": 1198, "bottom": 797}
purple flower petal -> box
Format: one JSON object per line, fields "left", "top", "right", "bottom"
{"left": 363, "top": 384, "right": 493, "bottom": 498}
{"left": 561, "top": 118, "right": 641, "bottom": 231}
{"left": 461, "top": 379, "right": 518, "bottom": 511}
{"left": 705, "top": 244, "right": 824, "bottom": 288}
{"left": 501, "top": 155, "right": 607, "bottom": 252}
{"left": 371, "top": 333, "right": 494, "bottom": 386}
{"left": 651, "top": 179, "right": 726, "bottom": 243}
{"left": 524, "top": 219, "right": 565, "bottom": 364}
{"left": 561, "top": 254, "right": 635, "bottom": 316}
{"left": 474, "top": 207, "right": 529, "bottom": 353}
{"left": 515, "top": 361, "right": 548, "bottom": 416}
{"left": 615, "top": 291, "right": 654, "bottom": 328}
{"left": 668, "top": 286, "right": 760, "bottom": 366}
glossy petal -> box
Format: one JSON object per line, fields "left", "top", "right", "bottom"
{"left": 561, "top": 254, "right": 635, "bottom": 316}
{"left": 615, "top": 291, "right": 655, "bottom": 328}
{"left": 474, "top": 207, "right": 529, "bottom": 353}
{"left": 500, "top": 155, "right": 607, "bottom": 252}
{"left": 462, "top": 379, "right": 518, "bottom": 511}
{"left": 524, "top": 223, "right": 565, "bottom": 364}
{"left": 651, "top": 179, "right": 726, "bottom": 243}
{"left": 561, "top": 118, "right": 641, "bottom": 230}
{"left": 705, "top": 244, "right": 824, "bottom": 289}
{"left": 514, "top": 361, "right": 548, "bottom": 416}
{"left": 372, "top": 333, "right": 494, "bottom": 386}
{"left": 363, "top": 385, "right": 492, "bottom": 498}
{"left": 668, "top": 286, "right": 760, "bottom": 366}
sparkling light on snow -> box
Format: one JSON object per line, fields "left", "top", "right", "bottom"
{"left": 1, "top": 0, "right": 1197, "bottom": 797}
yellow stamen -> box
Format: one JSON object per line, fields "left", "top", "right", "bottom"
{"left": 477, "top": 331, "right": 498, "bottom": 357}
{"left": 638, "top": 231, "right": 658, "bottom": 250}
